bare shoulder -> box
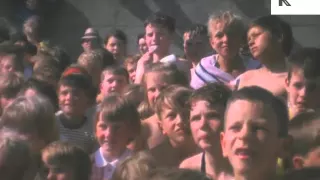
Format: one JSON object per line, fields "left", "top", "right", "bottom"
{"left": 179, "top": 152, "right": 202, "bottom": 170}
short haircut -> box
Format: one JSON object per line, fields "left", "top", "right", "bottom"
{"left": 144, "top": 12, "right": 176, "bottom": 33}
{"left": 184, "top": 24, "right": 208, "bottom": 40}
{"left": 0, "top": 128, "right": 31, "bottom": 180}
{"left": 96, "top": 93, "right": 141, "bottom": 137}
{"left": 0, "top": 95, "right": 58, "bottom": 145}
{"left": 207, "top": 11, "right": 246, "bottom": 40}
{"left": 289, "top": 111, "right": 320, "bottom": 156}
{"left": 104, "top": 29, "right": 128, "bottom": 45}
{"left": 137, "top": 33, "right": 145, "bottom": 44}
{"left": 77, "top": 50, "right": 104, "bottom": 72}
{"left": 58, "top": 73, "right": 93, "bottom": 97}
{"left": 226, "top": 86, "right": 289, "bottom": 137}
{"left": 250, "top": 15, "right": 293, "bottom": 56}
{"left": 190, "top": 83, "right": 232, "bottom": 109}
{"left": 155, "top": 85, "right": 192, "bottom": 121}
{"left": 143, "top": 168, "right": 211, "bottom": 180}
{"left": 101, "top": 65, "right": 129, "bottom": 82}
{"left": 143, "top": 63, "right": 189, "bottom": 88}
{"left": 112, "top": 151, "right": 157, "bottom": 180}
{"left": 0, "top": 72, "right": 24, "bottom": 99}
{"left": 20, "top": 78, "right": 58, "bottom": 110}
{"left": 122, "top": 84, "right": 145, "bottom": 108}
{"left": 42, "top": 141, "right": 91, "bottom": 180}
{"left": 95, "top": 49, "right": 116, "bottom": 68}
{"left": 123, "top": 54, "right": 140, "bottom": 68}
{"left": 287, "top": 47, "right": 320, "bottom": 81}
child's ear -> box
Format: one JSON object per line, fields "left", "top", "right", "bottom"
{"left": 285, "top": 76, "right": 290, "bottom": 89}
{"left": 157, "top": 119, "right": 165, "bottom": 135}
{"left": 292, "top": 155, "right": 305, "bottom": 169}
{"left": 220, "top": 132, "right": 228, "bottom": 158}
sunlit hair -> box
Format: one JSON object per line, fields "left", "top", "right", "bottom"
{"left": 95, "top": 93, "right": 141, "bottom": 141}
{"left": 0, "top": 95, "right": 59, "bottom": 146}
{"left": 112, "top": 151, "right": 157, "bottom": 180}
{"left": 207, "top": 11, "right": 246, "bottom": 40}
{"left": 0, "top": 128, "right": 31, "bottom": 180}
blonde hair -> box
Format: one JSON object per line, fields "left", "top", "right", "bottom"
{"left": 112, "top": 151, "right": 157, "bottom": 180}
{"left": 0, "top": 95, "right": 58, "bottom": 147}
{"left": 0, "top": 128, "right": 31, "bottom": 180}
{"left": 77, "top": 51, "right": 104, "bottom": 73}
{"left": 207, "top": 11, "right": 246, "bottom": 38}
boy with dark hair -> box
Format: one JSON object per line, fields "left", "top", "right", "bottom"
{"left": 285, "top": 47, "right": 320, "bottom": 119}
{"left": 221, "top": 86, "right": 290, "bottom": 180}
{"left": 135, "top": 12, "right": 190, "bottom": 84}
{"left": 237, "top": 15, "right": 294, "bottom": 97}
{"left": 183, "top": 24, "right": 210, "bottom": 69}
{"left": 56, "top": 73, "right": 96, "bottom": 153}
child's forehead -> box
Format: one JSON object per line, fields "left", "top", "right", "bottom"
{"left": 226, "top": 99, "right": 277, "bottom": 121}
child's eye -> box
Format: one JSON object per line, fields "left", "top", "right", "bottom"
{"left": 229, "top": 124, "right": 241, "bottom": 132}
{"left": 190, "top": 115, "right": 200, "bottom": 122}
{"left": 252, "top": 126, "right": 269, "bottom": 133}
{"left": 166, "top": 112, "right": 177, "bottom": 120}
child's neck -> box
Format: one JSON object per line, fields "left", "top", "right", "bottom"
{"left": 234, "top": 170, "right": 278, "bottom": 180}
{"left": 102, "top": 147, "right": 127, "bottom": 162}
{"left": 260, "top": 53, "right": 287, "bottom": 73}
{"left": 61, "top": 113, "right": 86, "bottom": 129}
{"left": 169, "top": 137, "right": 198, "bottom": 160}
{"left": 204, "top": 149, "right": 231, "bottom": 179}
{"left": 217, "top": 54, "right": 243, "bottom": 73}
{"left": 152, "top": 51, "right": 170, "bottom": 63}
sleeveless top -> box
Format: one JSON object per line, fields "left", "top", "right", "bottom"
{"left": 190, "top": 54, "right": 261, "bottom": 89}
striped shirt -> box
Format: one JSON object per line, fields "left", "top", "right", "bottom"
{"left": 56, "top": 105, "right": 97, "bottom": 153}
{"left": 190, "top": 54, "right": 261, "bottom": 89}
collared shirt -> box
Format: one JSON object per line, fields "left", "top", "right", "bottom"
{"left": 92, "top": 148, "right": 131, "bottom": 180}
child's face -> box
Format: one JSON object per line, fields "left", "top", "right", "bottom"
{"left": 126, "top": 63, "right": 137, "bottom": 82}
{"left": 286, "top": 69, "right": 320, "bottom": 112}
{"left": 221, "top": 100, "right": 284, "bottom": 176}
{"left": 247, "top": 26, "right": 278, "bottom": 60}
{"left": 145, "top": 72, "right": 169, "bottom": 109}
{"left": 190, "top": 100, "right": 224, "bottom": 151}
{"left": 158, "top": 104, "right": 190, "bottom": 145}
{"left": 58, "top": 85, "right": 89, "bottom": 118}
{"left": 138, "top": 37, "right": 148, "bottom": 54}
{"left": 210, "top": 22, "right": 242, "bottom": 59}
{"left": 95, "top": 114, "right": 132, "bottom": 160}
{"left": 105, "top": 36, "right": 126, "bottom": 59}
{"left": 100, "top": 72, "right": 128, "bottom": 97}
{"left": 183, "top": 33, "right": 209, "bottom": 61}
{"left": 145, "top": 24, "right": 172, "bottom": 54}
{"left": 0, "top": 56, "right": 16, "bottom": 73}
{"left": 41, "top": 154, "right": 75, "bottom": 180}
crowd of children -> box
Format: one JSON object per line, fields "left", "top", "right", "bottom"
{"left": 0, "top": 8, "right": 319, "bottom": 180}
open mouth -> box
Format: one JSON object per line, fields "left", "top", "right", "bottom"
{"left": 235, "top": 148, "right": 255, "bottom": 160}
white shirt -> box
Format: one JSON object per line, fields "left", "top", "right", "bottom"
{"left": 94, "top": 148, "right": 131, "bottom": 179}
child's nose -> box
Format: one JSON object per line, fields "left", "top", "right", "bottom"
{"left": 238, "top": 125, "right": 251, "bottom": 140}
